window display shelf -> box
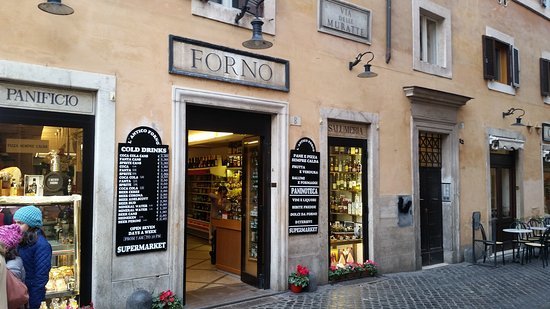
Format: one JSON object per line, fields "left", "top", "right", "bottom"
{"left": 0, "top": 194, "right": 81, "bottom": 302}
{"left": 0, "top": 194, "right": 81, "bottom": 205}
{"left": 330, "top": 239, "right": 363, "bottom": 246}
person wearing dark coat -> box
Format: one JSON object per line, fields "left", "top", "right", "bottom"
{"left": 14, "top": 205, "right": 52, "bottom": 309}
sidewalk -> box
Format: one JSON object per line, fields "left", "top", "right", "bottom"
{"left": 212, "top": 260, "right": 550, "bottom": 309}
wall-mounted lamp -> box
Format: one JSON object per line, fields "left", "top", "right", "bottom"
{"left": 38, "top": 0, "right": 74, "bottom": 15}
{"left": 502, "top": 107, "right": 525, "bottom": 126}
{"left": 235, "top": 0, "right": 272, "bottom": 49}
{"left": 349, "top": 51, "right": 378, "bottom": 78}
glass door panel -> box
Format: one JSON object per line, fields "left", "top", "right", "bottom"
{"left": 241, "top": 136, "right": 261, "bottom": 284}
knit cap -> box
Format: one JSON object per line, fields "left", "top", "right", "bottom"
{"left": 13, "top": 205, "right": 43, "bottom": 228}
{"left": 0, "top": 224, "right": 23, "bottom": 250}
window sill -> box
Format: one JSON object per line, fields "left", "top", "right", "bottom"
{"left": 487, "top": 81, "right": 516, "bottom": 95}
{"left": 413, "top": 60, "right": 452, "bottom": 79}
{"left": 191, "top": 0, "right": 275, "bottom": 35}
{"left": 544, "top": 96, "right": 550, "bottom": 104}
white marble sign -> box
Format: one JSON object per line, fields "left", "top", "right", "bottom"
{"left": 170, "top": 36, "right": 289, "bottom": 92}
{"left": 318, "top": 0, "right": 371, "bottom": 44}
{"left": 0, "top": 82, "right": 95, "bottom": 115}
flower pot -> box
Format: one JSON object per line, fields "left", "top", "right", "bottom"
{"left": 289, "top": 284, "right": 303, "bottom": 293}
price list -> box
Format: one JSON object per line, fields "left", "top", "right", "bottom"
{"left": 289, "top": 137, "right": 320, "bottom": 235}
{"left": 115, "top": 127, "right": 169, "bottom": 256}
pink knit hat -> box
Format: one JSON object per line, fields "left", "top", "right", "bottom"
{"left": 0, "top": 224, "right": 23, "bottom": 250}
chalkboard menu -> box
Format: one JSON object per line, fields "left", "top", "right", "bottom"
{"left": 115, "top": 126, "right": 169, "bottom": 255}
{"left": 289, "top": 137, "right": 320, "bottom": 234}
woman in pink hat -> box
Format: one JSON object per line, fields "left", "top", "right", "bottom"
{"left": 0, "top": 223, "right": 25, "bottom": 280}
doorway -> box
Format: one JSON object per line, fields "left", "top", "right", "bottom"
{"left": 183, "top": 105, "right": 271, "bottom": 306}
{"left": 490, "top": 152, "right": 516, "bottom": 245}
{"left": 419, "top": 132, "right": 443, "bottom": 266}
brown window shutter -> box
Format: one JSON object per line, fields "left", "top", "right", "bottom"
{"left": 511, "top": 47, "right": 520, "bottom": 88}
{"left": 541, "top": 58, "right": 550, "bottom": 96}
{"left": 482, "top": 35, "right": 496, "bottom": 80}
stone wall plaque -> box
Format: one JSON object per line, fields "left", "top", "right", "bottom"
{"left": 318, "top": 0, "right": 372, "bottom": 44}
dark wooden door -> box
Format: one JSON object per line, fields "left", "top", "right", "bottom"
{"left": 490, "top": 153, "right": 516, "bottom": 245}
{"left": 420, "top": 167, "right": 443, "bottom": 266}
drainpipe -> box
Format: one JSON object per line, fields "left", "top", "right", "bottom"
{"left": 386, "top": 0, "right": 391, "bottom": 64}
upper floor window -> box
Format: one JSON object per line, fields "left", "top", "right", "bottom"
{"left": 541, "top": 55, "right": 550, "bottom": 103}
{"left": 412, "top": 0, "right": 452, "bottom": 78}
{"left": 192, "top": 0, "right": 275, "bottom": 35}
{"left": 209, "top": 0, "right": 264, "bottom": 16}
{"left": 482, "top": 27, "right": 519, "bottom": 95}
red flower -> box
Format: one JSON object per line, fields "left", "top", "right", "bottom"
{"left": 296, "top": 264, "right": 309, "bottom": 276}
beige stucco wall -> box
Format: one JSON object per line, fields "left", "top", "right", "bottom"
{"left": 1, "top": 0, "right": 549, "bottom": 307}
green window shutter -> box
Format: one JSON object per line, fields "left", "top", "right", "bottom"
{"left": 482, "top": 35, "right": 496, "bottom": 80}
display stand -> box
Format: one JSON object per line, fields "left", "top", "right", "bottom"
{"left": 186, "top": 166, "right": 225, "bottom": 239}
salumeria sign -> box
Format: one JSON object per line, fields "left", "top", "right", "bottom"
{"left": 0, "top": 82, "right": 95, "bottom": 115}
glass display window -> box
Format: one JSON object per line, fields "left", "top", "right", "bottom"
{"left": 328, "top": 137, "right": 368, "bottom": 274}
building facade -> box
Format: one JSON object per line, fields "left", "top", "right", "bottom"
{"left": 0, "top": 0, "right": 549, "bottom": 307}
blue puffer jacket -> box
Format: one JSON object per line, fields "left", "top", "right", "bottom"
{"left": 18, "top": 230, "right": 52, "bottom": 309}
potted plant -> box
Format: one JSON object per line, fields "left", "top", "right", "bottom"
{"left": 287, "top": 264, "right": 310, "bottom": 293}
{"left": 329, "top": 260, "right": 378, "bottom": 282}
{"left": 152, "top": 290, "right": 183, "bottom": 309}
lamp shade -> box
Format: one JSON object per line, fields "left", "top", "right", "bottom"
{"left": 357, "top": 64, "right": 378, "bottom": 78}
{"left": 38, "top": 0, "right": 74, "bottom": 15}
{"left": 242, "top": 18, "right": 272, "bottom": 49}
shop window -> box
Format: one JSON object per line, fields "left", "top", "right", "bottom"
{"left": 541, "top": 57, "right": 550, "bottom": 100}
{"left": 482, "top": 27, "right": 520, "bottom": 95}
{"left": 0, "top": 122, "right": 84, "bottom": 305}
{"left": 191, "top": 0, "right": 275, "bottom": 35}
{"left": 412, "top": 0, "right": 452, "bottom": 78}
{"left": 208, "top": 0, "right": 264, "bottom": 16}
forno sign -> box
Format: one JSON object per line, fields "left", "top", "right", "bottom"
{"left": 169, "top": 36, "right": 289, "bottom": 92}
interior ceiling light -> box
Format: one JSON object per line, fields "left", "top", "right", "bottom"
{"left": 349, "top": 51, "right": 378, "bottom": 78}
{"left": 38, "top": 0, "right": 74, "bottom": 15}
{"left": 188, "top": 131, "right": 233, "bottom": 143}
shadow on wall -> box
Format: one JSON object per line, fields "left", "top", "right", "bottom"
{"left": 397, "top": 195, "right": 412, "bottom": 227}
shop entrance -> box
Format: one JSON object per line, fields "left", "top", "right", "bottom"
{"left": 184, "top": 105, "right": 270, "bottom": 306}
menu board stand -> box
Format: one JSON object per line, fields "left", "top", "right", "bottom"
{"left": 288, "top": 137, "right": 320, "bottom": 235}
{"left": 115, "top": 126, "right": 169, "bottom": 255}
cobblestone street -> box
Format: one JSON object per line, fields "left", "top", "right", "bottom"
{"left": 216, "top": 260, "right": 550, "bottom": 309}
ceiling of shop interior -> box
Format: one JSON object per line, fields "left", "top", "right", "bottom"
{"left": 188, "top": 130, "right": 251, "bottom": 147}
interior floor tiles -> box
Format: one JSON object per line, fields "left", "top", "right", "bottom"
{"left": 185, "top": 235, "right": 277, "bottom": 308}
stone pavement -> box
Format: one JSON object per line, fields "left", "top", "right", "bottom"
{"left": 215, "top": 259, "right": 550, "bottom": 309}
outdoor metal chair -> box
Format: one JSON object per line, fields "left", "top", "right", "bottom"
{"left": 527, "top": 217, "right": 543, "bottom": 242}
{"left": 510, "top": 220, "right": 529, "bottom": 260}
{"left": 472, "top": 212, "right": 505, "bottom": 267}
{"left": 522, "top": 227, "right": 550, "bottom": 268}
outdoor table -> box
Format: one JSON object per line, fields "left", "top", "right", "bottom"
{"left": 529, "top": 226, "right": 547, "bottom": 231}
{"left": 503, "top": 228, "right": 532, "bottom": 263}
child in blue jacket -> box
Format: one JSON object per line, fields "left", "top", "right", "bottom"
{"left": 14, "top": 205, "right": 52, "bottom": 309}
